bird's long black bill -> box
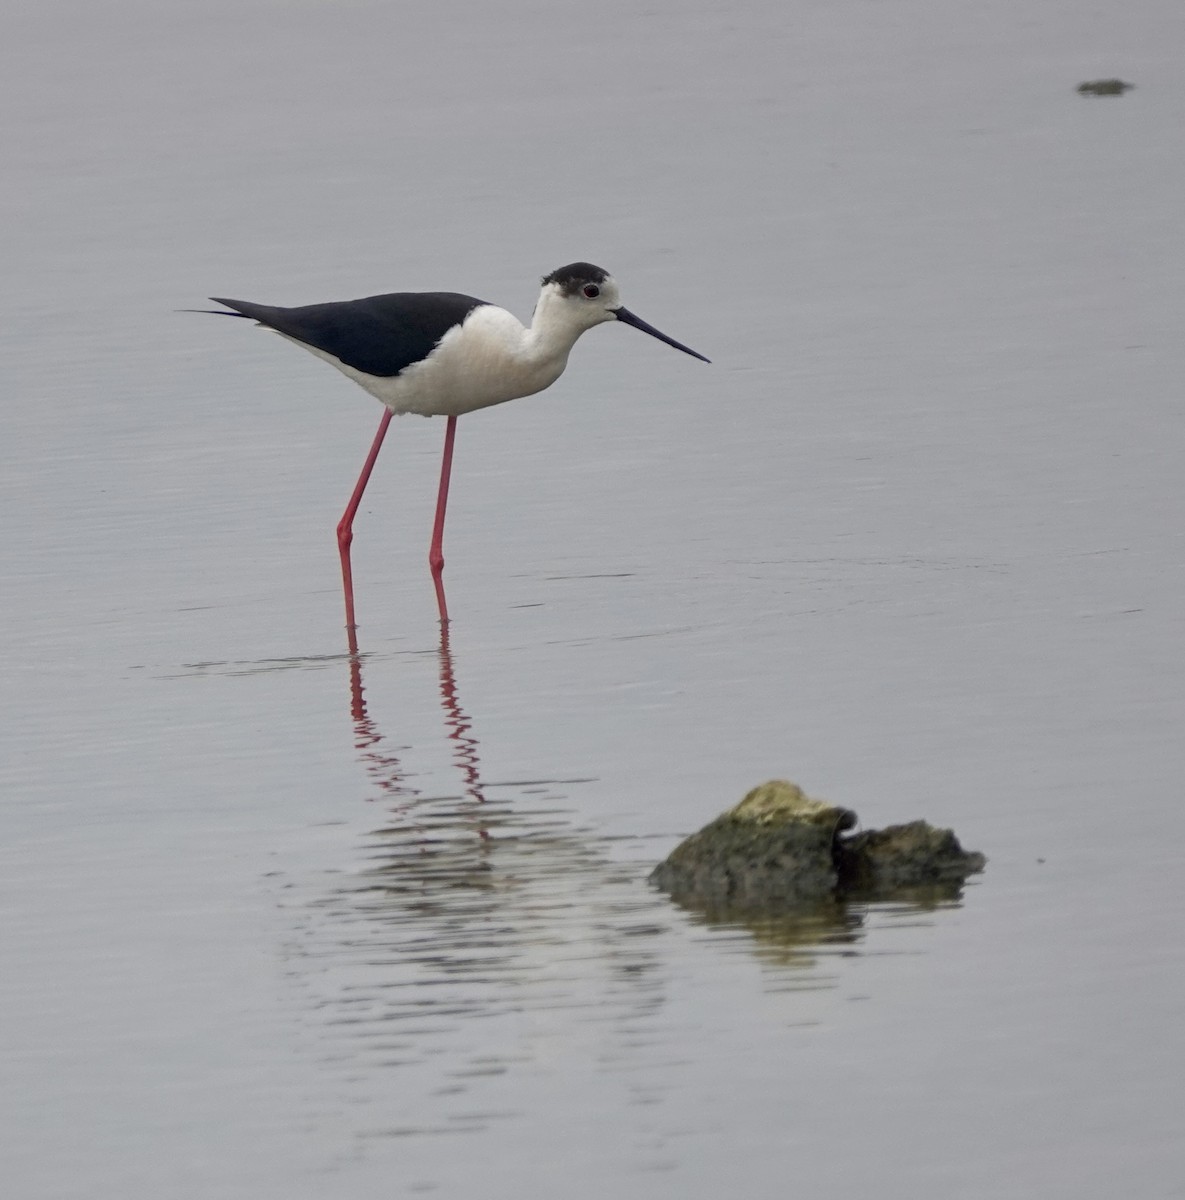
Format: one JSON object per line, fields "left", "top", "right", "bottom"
{"left": 613, "top": 307, "right": 710, "bottom": 363}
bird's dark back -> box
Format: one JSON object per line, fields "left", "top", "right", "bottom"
{"left": 209, "top": 291, "right": 490, "bottom": 378}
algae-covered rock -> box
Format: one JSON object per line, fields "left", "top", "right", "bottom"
{"left": 650, "top": 780, "right": 984, "bottom": 913}
{"left": 648, "top": 780, "right": 856, "bottom": 907}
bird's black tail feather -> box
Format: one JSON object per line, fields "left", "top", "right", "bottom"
{"left": 177, "top": 302, "right": 252, "bottom": 317}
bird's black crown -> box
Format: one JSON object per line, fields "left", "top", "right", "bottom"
{"left": 541, "top": 262, "right": 610, "bottom": 296}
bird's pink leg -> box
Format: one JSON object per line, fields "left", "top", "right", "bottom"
{"left": 337, "top": 408, "right": 393, "bottom": 632}
{"left": 429, "top": 416, "right": 458, "bottom": 626}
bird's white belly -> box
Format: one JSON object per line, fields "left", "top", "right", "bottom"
{"left": 288, "top": 305, "right": 569, "bottom": 417}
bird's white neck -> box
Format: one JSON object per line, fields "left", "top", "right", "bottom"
{"left": 522, "top": 285, "right": 593, "bottom": 366}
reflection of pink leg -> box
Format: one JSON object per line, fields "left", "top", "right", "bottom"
{"left": 429, "top": 415, "right": 458, "bottom": 627}
{"left": 437, "top": 625, "right": 487, "bottom": 813}
{"left": 337, "top": 409, "right": 393, "bottom": 632}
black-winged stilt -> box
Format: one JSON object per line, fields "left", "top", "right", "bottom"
{"left": 197, "top": 262, "right": 709, "bottom": 628}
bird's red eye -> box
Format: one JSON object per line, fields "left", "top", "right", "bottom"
{"left": 582, "top": 284, "right": 600, "bottom": 299}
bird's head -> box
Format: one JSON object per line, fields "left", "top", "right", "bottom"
{"left": 538, "top": 262, "right": 709, "bottom": 362}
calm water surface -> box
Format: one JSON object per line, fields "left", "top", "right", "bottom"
{"left": 3, "top": 0, "right": 1184, "bottom": 1196}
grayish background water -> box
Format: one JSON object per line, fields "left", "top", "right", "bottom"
{"left": 3, "top": 0, "right": 1183, "bottom": 1195}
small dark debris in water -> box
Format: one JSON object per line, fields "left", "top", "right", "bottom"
{"left": 1076, "top": 79, "right": 1134, "bottom": 96}
{"left": 649, "top": 779, "right": 985, "bottom": 914}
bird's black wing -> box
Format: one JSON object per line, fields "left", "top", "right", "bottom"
{"left": 208, "top": 292, "right": 490, "bottom": 378}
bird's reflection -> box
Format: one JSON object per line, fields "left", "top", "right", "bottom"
{"left": 346, "top": 622, "right": 486, "bottom": 823}
{"left": 295, "top": 623, "right": 684, "bottom": 1130}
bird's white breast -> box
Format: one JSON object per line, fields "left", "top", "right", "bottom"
{"left": 288, "top": 305, "right": 572, "bottom": 417}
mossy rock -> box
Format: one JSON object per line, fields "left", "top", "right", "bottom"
{"left": 650, "top": 780, "right": 984, "bottom": 913}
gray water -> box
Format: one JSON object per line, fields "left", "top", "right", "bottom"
{"left": 3, "top": 0, "right": 1184, "bottom": 1196}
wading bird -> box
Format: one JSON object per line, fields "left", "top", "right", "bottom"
{"left": 197, "top": 262, "right": 708, "bottom": 628}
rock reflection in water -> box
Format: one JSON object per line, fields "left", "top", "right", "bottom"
{"left": 670, "top": 892, "right": 968, "bottom": 978}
